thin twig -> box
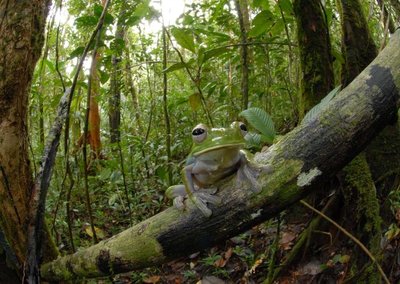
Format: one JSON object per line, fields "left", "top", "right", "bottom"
{"left": 300, "top": 200, "right": 390, "bottom": 284}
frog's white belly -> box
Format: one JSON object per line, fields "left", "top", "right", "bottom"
{"left": 191, "top": 147, "right": 242, "bottom": 186}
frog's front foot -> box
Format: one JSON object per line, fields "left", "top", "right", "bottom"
{"left": 166, "top": 185, "right": 186, "bottom": 210}
{"left": 166, "top": 184, "right": 221, "bottom": 217}
{"left": 238, "top": 162, "right": 272, "bottom": 193}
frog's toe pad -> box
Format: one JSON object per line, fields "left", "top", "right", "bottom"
{"left": 173, "top": 196, "right": 185, "bottom": 211}
{"left": 193, "top": 196, "right": 213, "bottom": 217}
{"left": 196, "top": 191, "right": 221, "bottom": 204}
{"left": 191, "top": 192, "right": 221, "bottom": 217}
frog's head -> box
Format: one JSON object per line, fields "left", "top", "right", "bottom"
{"left": 190, "top": 121, "right": 248, "bottom": 156}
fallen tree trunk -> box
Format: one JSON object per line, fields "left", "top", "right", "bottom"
{"left": 41, "top": 30, "right": 400, "bottom": 281}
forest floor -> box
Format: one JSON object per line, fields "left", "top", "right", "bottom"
{"left": 78, "top": 199, "right": 400, "bottom": 284}
{"left": 58, "top": 182, "right": 400, "bottom": 284}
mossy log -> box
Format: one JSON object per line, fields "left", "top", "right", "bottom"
{"left": 41, "top": 30, "right": 400, "bottom": 281}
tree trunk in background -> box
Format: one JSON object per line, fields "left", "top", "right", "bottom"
{"left": 234, "top": 0, "right": 250, "bottom": 110}
{"left": 125, "top": 49, "right": 143, "bottom": 135}
{"left": 293, "top": 0, "right": 334, "bottom": 118}
{"left": 109, "top": 10, "right": 125, "bottom": 144}
{"left": 338, "top": 0, "right": 378, "bottom": 86}
{"left": 162, "top": 26, "right": 172, "bottom": 186}
{"left": 86, "top": 0, "right": 106, "bottom": 159}
{"left": 337, "top": 0, "right": 383, "bottom": 281}
{"left": 0, "top": 0, "right": 53, "bottom": 280}
{"left": 88, "top": 53, "right": 103, "bottom": 159}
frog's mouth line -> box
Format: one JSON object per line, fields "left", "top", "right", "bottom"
{"left": 193, "top": 143, "right": 244, "bottom": 156}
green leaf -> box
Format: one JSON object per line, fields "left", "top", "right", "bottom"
{"left": 302, "top": 85, "right": 342, "bottom": 124}
{"left": 93, "top": 3, "right": 114, "bottom": 25}
{"left": 75, "top": 15, "right": 98, "bottom": 28}
{"left": 98, "top": 69, "right": 110, "bottom": 84}
{"left": 93, "top": 4, "right": 103, "bottom": 17}
{"left": 126, "top": 15, "right": 141, "bottom": 26}
{"left": 202, "top": 46, "right": 230, "bottom": 62}
{"left": 111, "top": 38, "right": 125, "bottom": 53}
{"left": 253, "top": 0, "right": 270, "bottom": 10}
{"left": 197, "top": 47, "right": 205, "bottom": 65}
{"left": 163, "top": 62, "right": 186, "bottom": 73}
{"left": 245, "top": 132, "right": 262, "bottom": 147}
{"left": 270, "top": 20, "right": 284, "bottom": 36}
{"left": 249, "top": 10, "right": 274, "bottom": 37}
{"left": 43, "top": 59, "right": 56, "bottom": 73}
{"left": 170, "top": 27, "right": 196, "bottom": 53}
{"left": 68, "top": 46, "right": 85, "bottom": 59}
{"left": 278, "top": 0, "right": 293, "bottom": 14}
{"left": 240, "top": 107, "right": 275, "bottom": 144}
{"left": 133, "top": 0, "right": 151, "bottom": 18}
{"left": 188, "top": 93, "right": 202, "bottom": 111}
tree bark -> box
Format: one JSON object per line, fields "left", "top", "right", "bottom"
{"left": 234, "top": 0, "right": 250, "bottom": 110}
{"left": 293, "top": 0, "right": 334, "bottom": 118}
{"left": 0, "top": 0, "right": 52, "bottom": 279}
{"left": 108, "top": 9, "right": 124, "bottom": 144}
{"left": 338, "top": 0, "right": 378, "bottom": 86}
{"left": 41, "top": 30, "right": 400, "bottom": 281}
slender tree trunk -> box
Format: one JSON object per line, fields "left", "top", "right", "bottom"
{"left": 87, "top": 53, "right": 102, "bottom": 160}
{"left": 162, "top": 26, "right": 172, "bottom": 186}
{"left": 293, "top": 0, "right": 334, "bottom": 118}
{"left": 85, "top": 0, "right": 106, "bottom": 160}
{"left": 0, "top": 0, "right": 54, "bottom": 280}
{"left": 338, "top": 0, "right": 378, "bottom": 86}
{"left": 109, "top": 11, "right": 125, "bottom": 144}
{"left": 125, "top": 50, "right": 143, "bottom": 134}
{"left": 234, "top": 0, "right": 250, "bottom": 110}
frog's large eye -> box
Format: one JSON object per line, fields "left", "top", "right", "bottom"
{"left": 239, "top": 122, "right": 248, "bottom": 136}
{"left": 192, "top": 124, "right": 207, "bottom": 143}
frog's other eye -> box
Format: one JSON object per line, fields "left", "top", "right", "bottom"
{"left": 239, "top": 122, "right": 248, "bottom": 136}
{"left": 192, "top": 124, "right": 207, "bottom": 143}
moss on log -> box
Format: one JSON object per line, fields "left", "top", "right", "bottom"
{"left": 41, "top": 31, "right": 400, "bottom": 281}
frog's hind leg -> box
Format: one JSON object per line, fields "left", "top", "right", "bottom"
{"left": 192, "top": 191, "right": 221, "bottom": 217}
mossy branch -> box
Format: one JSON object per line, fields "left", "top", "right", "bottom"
{"left": 41, "top": 31, "right": 400, "bottom": 281}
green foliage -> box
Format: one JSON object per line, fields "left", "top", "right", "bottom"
{"left": 170, "top": 27, "right": 196, "bottom": 53}
{"left": 302, "top": 85, "right": 341, "bottom": 124}
{"left": 240, "top": 107, "right": 276, "bottom": 144}
{"left": 249, "top": 10, "right": 275, "bottom": 37}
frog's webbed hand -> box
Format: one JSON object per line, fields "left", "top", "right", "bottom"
{"left": 237, "top": 154, "right": 271, "bottom": 193}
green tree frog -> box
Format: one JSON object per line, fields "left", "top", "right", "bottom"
{"left": 166, "top": 121, "right": 262, "bottom": 217}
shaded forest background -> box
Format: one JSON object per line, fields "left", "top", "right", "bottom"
{"left": 0, "top": 0, "right": 400, "bottom": 282}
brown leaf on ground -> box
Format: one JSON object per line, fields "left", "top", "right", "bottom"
{"left": 214, "top": 247, "right": 233, "bottom": 268}
{"left": 143, "top": 275, "right": 161, "bottom": 284}
{"left": 279, "top": 231, "right": 296, "bottom": 250}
